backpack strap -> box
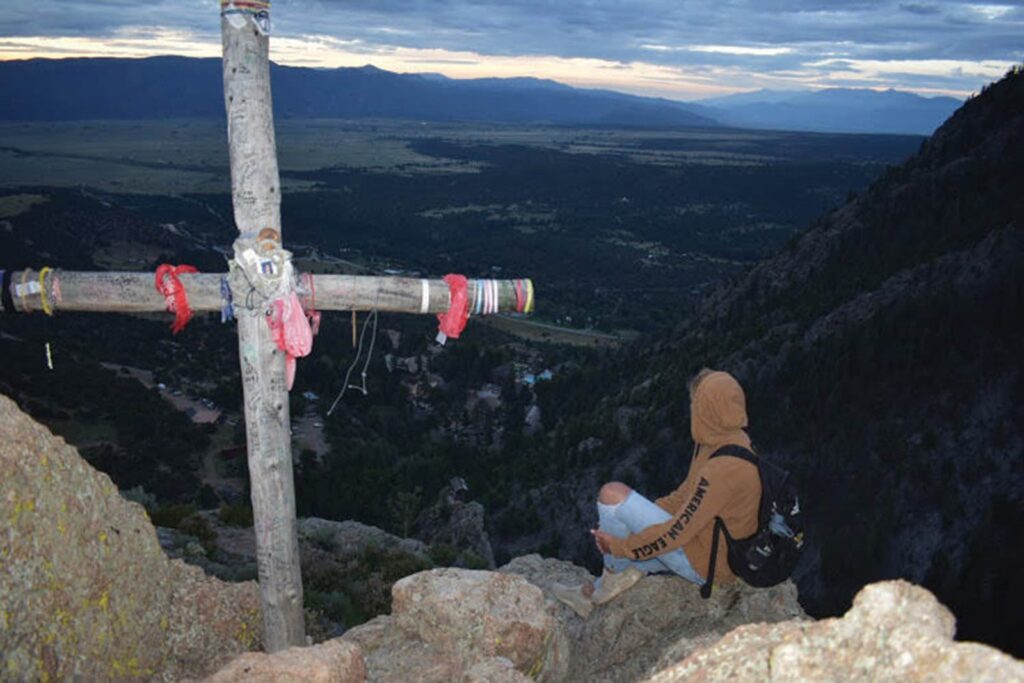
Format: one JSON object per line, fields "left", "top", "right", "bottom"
{"left": 710, "top": 444, "right": 757, "bottom": 465}
{"left": 701, "top": 517, "right": 726, "bottom": 599}
{"left": 701, "top": 445, "right": 757, "bottom": 599}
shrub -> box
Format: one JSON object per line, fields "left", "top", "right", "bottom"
{"left": 196, "top": 484, "right": 220, "bottom": 510}
{"left": 219, "top": 503, "right": 254, "bottom": 528}
{"left": 179, "top": 514, "right": 217, "bottom": 555}
{"left": 359, "top": 545, "right": 431, "bottom": 583}
{"left": 429, "top": 543, "right": 458, "bottom": 567}
{"left": 120, "top": 485, "right": 156, "bottom": 511}
{"left": 149, "top": 503, "right": 197, "bottom": 528}
{"left": 460, "top": 550, "right": 488, "bottom": 570}
{"left": 305, "top": 589, "right": 363, "bottom": 627}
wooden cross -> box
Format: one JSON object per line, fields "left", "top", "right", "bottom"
{"left": 3, "top": 8, "right": 533, "bottom": 652}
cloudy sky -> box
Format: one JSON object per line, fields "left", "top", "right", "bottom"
{"left": 0, "top": 1, "right": 1020, "bottom": 100}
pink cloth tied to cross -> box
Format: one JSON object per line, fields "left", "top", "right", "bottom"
{"left": 266, "top": 291, "right": 313, "bottom": 390}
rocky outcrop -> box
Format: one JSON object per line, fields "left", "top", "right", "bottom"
{"left": 414, "top": 479, "right": 497, "bottom": 569}
{"left": 196, "top": 639, "right": 365, "bottom": 683}
{"left": 201, "top": 555, "right": 1024, "bottom": 682}
{"left": 326, "top": 554, "right": 804, "bottom": 682}
{"left": 342, "top": 567, "right": 563, "bottom": 682}
{"left": 0, "top": 394, "right": 262, "bottom": 682}
{"left": 502, "top": 554, "right": 805, "bottom": 682}
{"left": 645, "top": 580, "right": 1024, "bottom": 682}
{"left": 299, "top": 517, "right": 430, "bottom": 561}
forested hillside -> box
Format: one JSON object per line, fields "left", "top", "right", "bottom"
{"left": 499, "top": 66, "right": 1024, "bottom": 655}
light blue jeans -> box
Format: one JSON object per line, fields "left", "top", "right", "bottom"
{"left": 595, "top": 490, "right": 705, "bottom": 589}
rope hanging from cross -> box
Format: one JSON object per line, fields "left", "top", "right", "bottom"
{"left": 0, "top": 0, "right": 536, "bottom": 653}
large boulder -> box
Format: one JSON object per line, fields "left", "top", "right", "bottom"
{"left": 392, "top": 568, "right": 555, "bottom": 672}
{"left": 343, "top": 567, "right": 565, "bottom": 682}
{"left": 502, "top": 554, "right": 806, "bottom": 682}
{"left": 0, "top": 394, "right": 262, "bottom": 681}
{"left": 197, "top": 639, "right": 365, "bottom": 683}
{"left": 646, "top": 580, "right": 1024, "bottom": 681}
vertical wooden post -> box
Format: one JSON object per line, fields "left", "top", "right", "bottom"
{"left": 221, "top": 11, "right": 305, "bottom": 650}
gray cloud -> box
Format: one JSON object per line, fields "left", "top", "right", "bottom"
{"left": 1, "top": 0, "right": 1021, "bottom": 95}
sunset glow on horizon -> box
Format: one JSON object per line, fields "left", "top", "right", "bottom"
{"left": 1, "top": 1, "right": 1020, "bottom": 101}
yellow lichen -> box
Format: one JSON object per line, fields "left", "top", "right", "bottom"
{"left": 98, "top": 531, "right": 108, "bottom": 543}
{"left": 97, "top": 591, "right": 109, "bottom": 612}
{"left": 110, "top": 657, "right": 146, "bottom": 678}
{"left": 9, "top": 497, "right": 36, "bottom": 526}
{"left": 527, "top": 630, "right": 553, "bottom": 679}
{"left": 235, "top": 615, "right": 259, "bottom": 650}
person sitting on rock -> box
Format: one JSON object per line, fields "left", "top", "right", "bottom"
{"left": 553, "top": 369, "right": 761, "bottom": 618}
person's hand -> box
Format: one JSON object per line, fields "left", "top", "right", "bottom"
{"left": 591, "top": 529, "right": 613, "bottom": 554}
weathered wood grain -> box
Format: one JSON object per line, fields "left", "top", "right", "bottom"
{"left": 8, "top": 270, "right": 532, "bottom": 315}
{"left": 221, "top": 11, "right": 305, "bottom": 651}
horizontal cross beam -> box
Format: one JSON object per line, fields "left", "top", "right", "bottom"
{"left": 4, "top": 269, "right": 533, "bottom": 316}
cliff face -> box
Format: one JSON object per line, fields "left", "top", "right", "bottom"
{"left": 489, "top": 66, "right": 1024, "bottom": 655}
{"left": 0, "top": 393, "right": 262, "bottom": 681}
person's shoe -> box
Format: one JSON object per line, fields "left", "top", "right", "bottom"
{"left": 591, "top": 567, "right": 644, "bottom": 605}
{"left": 551, "top": 582, "right": 594, "bottom": 619}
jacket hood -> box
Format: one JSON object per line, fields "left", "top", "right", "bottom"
{"left": 690, "top": 371, "right": 750, "bottom": 448}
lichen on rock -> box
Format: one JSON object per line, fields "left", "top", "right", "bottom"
{"left": 0, "top": 393, "right": 263, "bottom": 681}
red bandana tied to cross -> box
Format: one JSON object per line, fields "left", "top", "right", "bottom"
{"left": 436, "top": 273, "right": 470, "bottom": 344}
{"left": 266, "top": 290, "right": 313, "bottom": 390}
{"left": 155, "top": 264, "right": 199, "bottom": 334}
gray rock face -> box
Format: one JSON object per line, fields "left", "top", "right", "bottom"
{"left": 343, "top": 567, "right": 564, "bottom": 682}
{"left": 196, "top": 639, "right": 365, "bottom": 683}
{"left": 646, "top": 580, "right": 1024, "bottom": 682}
{"left": 0, "top": 394, "right": 262, "bottom": 682}
{"left": 502, "top": 554, "right": 806, "bottom": 682}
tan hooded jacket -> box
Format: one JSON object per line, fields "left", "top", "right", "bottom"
{"left": 608, "top": 371, "right": 761, "bottom": 584}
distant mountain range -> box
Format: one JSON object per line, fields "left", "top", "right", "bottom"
{"left": 692, "top": 87, "right": 962, "bottom": 135}
{"left": 0, "top": 56, "right": 712, "bottom": 128}
{"left": 0, "top": 56, "right": 961, "bottom": 134}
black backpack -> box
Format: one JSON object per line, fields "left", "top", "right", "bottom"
{"left": 700, "top": 445, "right": 804, "bottom": 598}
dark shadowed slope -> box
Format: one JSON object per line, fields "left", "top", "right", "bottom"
{"left": 496, "top": 65, "right": 1023, "bottom": 655}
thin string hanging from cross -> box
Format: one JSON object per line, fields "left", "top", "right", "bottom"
{"left": 39, "top": 266, "right": 56, "bottom": 370}
{"left": 327, "top": 309, "right": 379, "bottom": 416}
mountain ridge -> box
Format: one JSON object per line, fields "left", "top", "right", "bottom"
{"left": 0, "top": 56, "right": 961, "bottom": 134}
{"left": 694, "top": 86, "right": 962, "bottom": 134}
{"left": 0, "top": 56, "right": 715, "bottom": 128}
